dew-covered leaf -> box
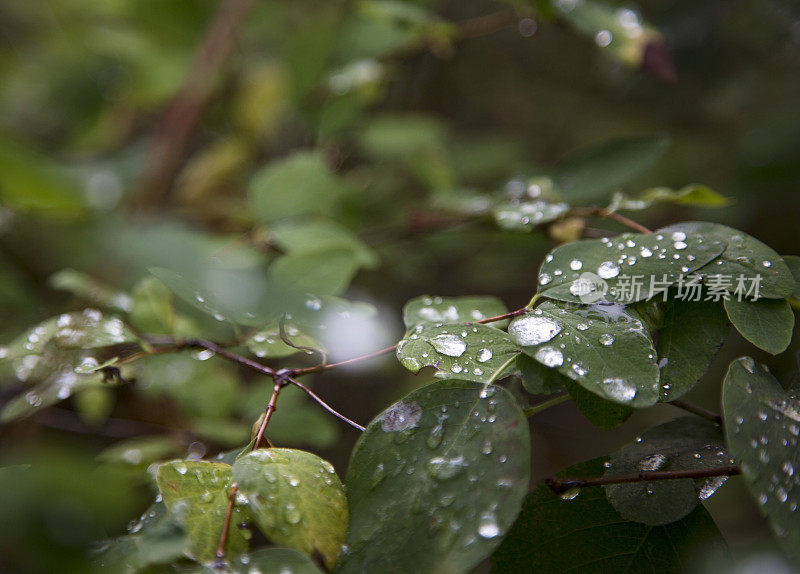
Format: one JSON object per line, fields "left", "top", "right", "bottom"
{"left": 658, "top": 298, "right": 729, "bottom": 401}
{"left": 783, "top": 255, "right": 800, "bottom": 300}
{"left": 95, "top": 501, "right": 187, "bottom": 572}
{"left": 402, "top": 295, "right": 508, "bottom": 330}
{"left": 493, "top": 198, "right": 570, "bottom": 231}
{"left": 245, "top": 322, "right": 322, "bottom": 359}
{"left": 722, "top": 357, "right": 800, "bottom": 561}
{"left": 509, "top": 301, "right": 660, "bottom": 407}
{"left": 723, "top": 297, "right": 794, "bottom": 355}
{"left": 491, "top": 458, "right": 730, "bottom": 573}
{"left": 554, "top": 136, "right": 670, "bottom": 204}
{"left": 396, "top": 323, "right": 519, "bottom": 383}
{"left": 339, "top": 379, "right": 530, "bottom": 574}
{"left": 516, "top": 354, "right": 565, "bottom": 396}
{"left": 232, "top": 448, "right": 347, "bottom": 570}
{"left": 270, "top": 219, "right": 378, "bottom": 269}
{"left": 603, "top": 417, "right": 730, "bottom": 525}
{"left": 564, "top": 379, "right": 633, "bottom": 430}
{"left": 248, "top": 151, "right": 352, "bottom": 223}
{"left": 192, "top": 548, "right": 324, "bottom": 573}
{"left": 536, "top": 229, "right": 726, "bottom": 304}
{"left": 156, "top": 460, "right": 249, "bottom": 563}
{"left": 49, "top": 269, "right": 133, "bottom": 312}
{"left": 659, "top": 222, "right": 794, "bottom": 299}
{"left": 608, "top": 184, "right": 730, "bottom": 212}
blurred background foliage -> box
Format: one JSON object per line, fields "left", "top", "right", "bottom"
{"left": 1, "top": 0, "right": 799, "bottom": 571}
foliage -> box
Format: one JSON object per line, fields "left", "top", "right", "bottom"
{"left": 1, "top": 0, "right": 800, "bottom": 573}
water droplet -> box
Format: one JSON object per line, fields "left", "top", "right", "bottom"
{"left": 381, "top": 401, "right": 423, "bottom": 432}
{"left": 430, "top": 334, "right": 467, "bottom": 357}
{"left": 509, "top": 316, "right": 561, "bottom": 346}
{"left": 599, "top": 333, "right": 615, "bottom": 346}
{"left": 570, "top": 259, "right": 583, "bottom": 270}
{"left": 638, "top": 454, "right": 666, "bottom": 471}
{"left": 476, "top": 348, "right": 493, "bottom": 363}
{"left": 571, "top": 363, "right": 587, "bottom": 377}
{"left": 427, "top": 456, "right": 467, "bottom": 480}
{"left": 762, "top": 260, "right": 772, "bottom": 268}
{"left": 698, "top": 476, "right": 728, "bottom": 500}
{"left": 174, "top": 462, "right": 188, "bottom": 475}
{"left": 534, "top": 346, "right": 563, "bottom": 367}
{"left": 673, "top": 241, "right": 688, "bottom": 250}
{"left": 427, "top": 422, "right": 445, "bottom": 449}
{"left": 640, "top": 247, "right": 653, "bottom": 258}
{"left": 477, "top": 511, "right": 501, "bottom": 538}
{"left": 671, "top": 231, "right": 687, "bottom": 242}
{"left": 284, "top": 504, "right": 302, "bottom": 524}
{"left": 741, "top": 357, "right": 756, "bottom": 374}
{"left": 559, "top": 487, "right": 580, "bottom": 501}
{"left": 597, "top": 261, "right": 620, "bottom": 279}
{"left": 539, "top": 273, "right": 552, "bottom": 285}
{"left": 370, "top": 463, "right": 385, "bottom": 489}
{"left": 601, "top": 378, "right": 637, "bottom": 402}
{"left": 481, "top": 440, "right": 493, "bottom": 455}
{"left": 594, "top": 29, "right": 612, "bottom": 47}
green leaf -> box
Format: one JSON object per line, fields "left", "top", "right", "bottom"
{"left": 491, "top": 458, "right": 730, "bottom": 573}
{"left": 49, "top": 269, "right": 133, "bottom": 312}
{"left": 603, "top": 417, "right": 730, "bottom": 525}
{"left": 516, "top": 354, "right": 565, "bottom": 395}
{"left": 270, "top": 249, "right": 361, "bottom": 298}
{"left": 657, "top": 298, "right": 729, "bottom": 401}
{"left": 0, "top": 368, "right": 105, "bottom": 422}
{"left": 493, "top": 198, "right": 570, "bottom": 231}
{"left": 270, "top": 219, "right": 378, "bottom": 269}
{"left": 95, "top": 501, "right": 188, "bottom": 572}
{"left": 555, "top": 136, "right": 670, "bottom": 204}
{"left": 509, "top": 301, "right": 660, "bottom": 407}
{"left": 723, "top": 297, "right": 794, "bottom": 355}
{"left": 129, "top": 277, "right": 175, "bottom": 335}
{"left": 660, "top": 222, "right": 794, "bottom": 299}
{"left": 782, "top": 255, "right": 800, "bottom": 300}
{"left": 609, "top": 184, "right": 730, "bottom": 211}
{"left": 396, "top": 322, "right": 519, "bottom": 383}
{"left": 232, "top": 448, "right": 347, "bottom": 570}
{"left": 402, "top": 295, "right": 508, "bottom": 330}
{"left": 98, "top": 436, "right": 181, "bottom": 467}
{"left": 156, "top": 460, "right": 249, "bottom": 564}
{"left": 192, "top": 548, "right": 324, "bottom": 573}
{"left": 722, "top": 357, "right": 800, "bottom": 561}
{"left": 359, "top": 113, "right": 447, "bottom": 160}
{"left": 245, "top": 323, "right": 323, "bottom": 359}
{"left": 536, "top": 229, "right": 727, "bottom": 304}
{"left": 339, "top": 379, "right": 530, "bottom": 574}
{"left": 564, "top": 379, "right": 633, "bottom": 429}
{"left": 248, "top": 151, "right": 352, "bottom": 223}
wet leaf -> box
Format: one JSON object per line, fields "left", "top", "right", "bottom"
{"left": 658, "top": 298, "right": 729, "bottom": 401}
{"left": 232, "top": 449, "right": 347, "bottom": 570}
{"left": 723, "top": 297, "right": 794, "bottom": 355}
{"left": 248, "top": 151, "right": 352, "bottom": 223}
{"left": 660, "top": 222, "right": 794, "bottom": 299}
{"left": 783, "top": 255, "right": 800, "bottom": 300}
{"left": 509, "top": 301, "right": 660, "bottom": 407}
{"left": 129, "top": 277, "right": 176, "bottom": 335}
{"left": 396, "top": 322, "right": 519, "bottom": 383}
{"left": 722, "top": 357, "right": 800, "bottom": 561}
{"left": 244, "top": 322, "right": 322, "bottom": 359}
{"left": 339, "top": 379, "right": 530, "bottom": 574}
{"left": 603, "top": 417, "right": 730, "bottom": 525}
{"left": 49, "top": 269, "right": 133, "bottom": 312}
{"left": 555, "top": 136, "right": 670, "bottom": 204}
{"left": 516, "top": 354, "right": 565, "bottom": 396}
{"left": 193, "top": 548, "right": 324, "bottom": 573}
{"left": 402, "top": 295, "right": 508, "bottom": 330}
{"left": 156, "top": 460, "right": 249, "bottom": 563}
{"left": 608, "top": 184, "right": 730, "bottom": 212}
{"left": 564, "top": 379, "right": 633, "bottom": 430}
{"left": 536, "top": 229, "right": 726, "bottom": 304}
{"left": 493, "top": 198, "right": 570, "bottom": 231}
{"left": 491, "top": 458, "right": 729, "bottom": 573}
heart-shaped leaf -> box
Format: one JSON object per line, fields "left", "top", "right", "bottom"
{"left": 232, "top": 448, "right": 347, "bottom": 570}
{"left": 508, "top": 301, "right": 660, "bottom": 407}
{"left": 722, "top": 357, "right": 800, "bottom": 561}
{"left": 491, "top": 458, "right": 729, "bottom": 572}
{"left": 603, "top": 417, "right": 731, "bottom": 525}
{"left": 723, "top": 297, "right": 794, "bottom": 355}
{"left": 536, "top": 229, "right": 726, "bottom": 304}
{"left": 156, "top": 460, "right": 249, "bottom": 563}
{"left": 339, "top": 379, "right": 530, "bottom": 573}
{"left": 396, "top": 323, "right": 519, "bottom": 383}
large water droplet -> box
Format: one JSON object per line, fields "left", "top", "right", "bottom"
{"left": 599, "top": 333, "right": 615, "bottom": 346}
{"left": 597, "top": 261, "right": 620, "bottom": 279}
{"left": 427, "top": 456, "right": 467, "bottom": 480}
{"left": 534, "top": 346, "right": 563, "bottom": 367}
{"left": 509, "top": 316, "right": 561, "bottom": 346}
{"left": 477, "top": 511, "right": 500, "bottom": 538}
{"left": 381, "top": 401, "right": 422, "bottom": 432}
{"left": 430, "top": 334, "right": 467, "bottom": 357}
{"left": 476, "top": 348, "right": 493, "bottom": 363}
{"left": 638, "top": 454, "right": 666, "bottom": 471}
{"left": 284, "top": 504, "right": 302, "bottom": 524}
{"left": 601, "top": 378, "right": 637, "bottom": 402}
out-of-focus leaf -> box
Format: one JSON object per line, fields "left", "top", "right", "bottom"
{"left": 402, "top": 294, "right": 508, "bottom": 330}
{"left": 722, "top": 357, "right": 800, "bottom": 561}
{"left": 49, "top": 269, "right": 132, "bottom": 312}
{"left": 269, "top": 249, "right": 361, "bottom": 297}
{"left": 339, "top": 380, "right": 530, "bottom": 573}
{"left": 491, "top": 458, "right": 729, "bottom": 572}
{"left": 555, "top": 136, "right": 670, "bottom": 204}
{"left": 658, "top": 298, "right": 729, "bottom": 401}
{"left": 724, "top": 297, "right": 794, "bottom": 355}
{"left": 396, "top": 322, "right": 519, "bottom": 383}
{"left": 516, "top": 354, "right": 565, "bottom": 395}
{"left": 603, "top": 417, "right": 730, "bottom": 525}
{"left": 248, "top": 151, "right": 352, "bottom": 223}
{"left": 783, "top": 255, "right": 800, "bottom": 300}
{"left": 232, "top": 449, "right": 347, "bottom": 570}
{"left": 98, "top": 436, "right": 182, "bottom": 467}
{"left": 270, "top": 219, "right": 378, "bottom": 269}
{"left": 564, "top": 378, "right": 633, "bottom": 429}
{"left": 609, "top": 184, "right": 730, "bottom": 212}
{"left": 359, "top": 114, "right": 447, "bottom": 160}
{"left": 156, "top": 460, "right": 249, "bottom": 563}
{"left": 192, "top": 548, "right": 324, "bottom": 573}
{"left": 129, "top": 277, "right": 175, "bottom": 335}
{"left": 73, "top": 385, "right": 115, "bottom": 426}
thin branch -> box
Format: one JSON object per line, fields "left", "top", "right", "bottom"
{"left": 134, "top": 0, "right": 257, "bottom": 210}
{"left": 285, "top": 375, "right": 365, "bottom": 432}
{"left": 215, "top": 482, "right": 239, "bottom": 561}
{"left": 545, "top": 465, "right": 740, "bottom": 495}
{"left": 472, "top": 307, "right": 527, "bottom": 325}
{"left": 253, "top": 379, "right": 283, "bottom": 449}
{"left": 570, "top": 207, "right": 653, "bottom": 234}
{"left": 670, "top": 399, "right": 723, "bottom": 425}
{"left": 184, "top": 338, "right": 275, "bottom": 377}
{"left": 290, "top": 344, "right": 397, "bottom": 377}
{"left": 523, "top": 393, "right": 570, "bottom": 417}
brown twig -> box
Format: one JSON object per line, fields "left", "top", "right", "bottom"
{"left": 545, "top": 465, "right": 740, "bottom": 495}
{"left": 284, "top": 375, "right": 365, "bottom": 432}
{"left": 253, "top": 379, "right": 283, "bottom": 448}
{"left": 134, "top": 0, "right": 257, "bottom": 210}
{"left": 184, "top": 338, "right": 275, "bottom": 377}
{"left": 570, "top": 207, "right": 653, "bottom": 234}
{"left": 215, "top": 483, "right": 239, "bottom": 561}
{"left": 670, "top": 399, "right": 723, "bottom": 425}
